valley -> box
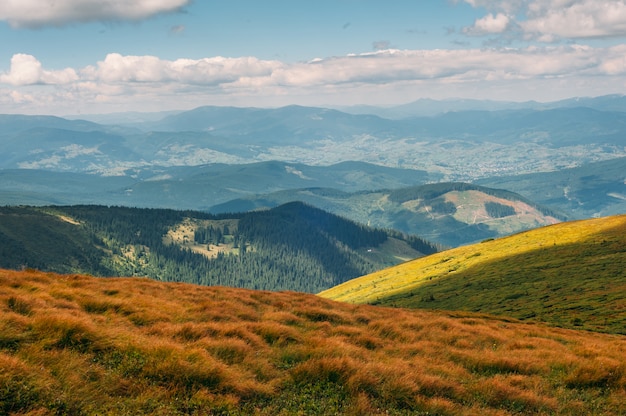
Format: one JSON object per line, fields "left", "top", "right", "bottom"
{"left": 2, "top": 104, "right": 625, "bottom": 182}
{"left": 5, "top": 1, "right": 626, "bottom": 413}
{"left": 1, "top": 98, "right": 624, "bottom": 235}
{"left": 0, "top": 97, "right": 625, "bottom": 415}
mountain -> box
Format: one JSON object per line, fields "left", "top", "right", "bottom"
{"left": 0, "top": 161, "right": 439, "bottom": 210}
{"left": 0, "top": 166, "right": 562, "bottom": 248}
{"left": 64, "top": 110, "right": 182, "bottom": 125}
{"left": 2, "top": 102, "right": 625, "bottom": 181}
{"left": 0, "top": 203, "right": 438, "bottom": 293}
{"left": 0, "top": 114, "right": 106, "bottom": 135}
{"left": 210, "top": 182, "right": 564, "bottom": 247}
{"left": 1, "top": 128, "right": 138, "bottom": 173}
{"left": 550, "top": 93, "right": 626, "bottom": 112}
{"left": 340, "top": 93, "right": 626, "bottom": 118}
{"left": 147, "top": 104, "right": 626, "bottom": 148}
{"left": 0, "top": 169, "right": 135, "bottom": 206}
{"left": 2, "top": 267, "right": 625, "bottom": 415}
{"left": 478, "top": 156, "right": 626, "bottom": 219}
{"left": 341, "top": 98, "right": 549, "bottom": 118}
{"left": 319, "top": 214, "right": 626, "bottom": 334}
{"left": 119, "top": 161, "right": 438, "bottom": 211}
{"left": 148, "top": 105, "right": 404, "bottom": 142}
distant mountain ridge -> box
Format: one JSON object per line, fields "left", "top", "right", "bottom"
{"left": 1, "top": 157, "right": 621, "bottom": 245}
{"left": 1, "top": 98, "right": 625, "bottom": 180}
{"left": 210, "top": 182, "right": 563, "bottom": 247}
{"left": 0, "top": 161, "right": 438, "bottom": 208}
{"left": 339, "top": 93, "right": 626, "bottom": 118}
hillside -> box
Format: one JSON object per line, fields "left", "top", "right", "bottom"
{"left": 0, "top": 161, "right": 439, "bottom": 209}
{"left": 2, "top": 268, "right": 626, "bottom": 415}
{"left": 319, "top": 214, "right": 626, "bottom": 334}
{"left": 478, "top": 156, "right": 626, "bottom": 219}
{"left": 211, "top": 182, "right": 564, "bottom": 247}
{"left": 0, "top": 203, "right": 437, "bottom": 293}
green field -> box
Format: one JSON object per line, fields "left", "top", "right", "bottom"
{"left": 320, "top": 214, "right": 626, "bottom": 334}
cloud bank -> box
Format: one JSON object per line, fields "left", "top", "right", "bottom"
{"left": 0, "top": 0, "right": 190, "bottom": 28}
{"left": 2, "top": 45, "right": 626, "bottom": 113}
{"left": 3, "top": 1, "right": 626, "bottom": 113}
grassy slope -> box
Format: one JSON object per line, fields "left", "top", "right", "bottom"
{"left": 2, "top": 269, "right": 626, "bottom": 415}
{"left": 319, "top": 214, "right": 626, "bottom": 334}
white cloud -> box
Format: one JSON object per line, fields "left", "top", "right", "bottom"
{"left": 462, "top": 0, "right": 626, "bottom": 41}
{"left": 3, "top": 46, "right": 626, "bottom": 113}
{"left": 466, "top": 13, "right": 511, "bottom": 35}
{"left": 79, "top": 53, "right": 283, "bottom": 86}
{"left": 0, "top": 54, "right": 78, "bottom": 85}
{"left": 523, "top": 0, "right": 626, "bottom": 39}
{"left": 0, "top": 0, "right": 190, "bottom": 28}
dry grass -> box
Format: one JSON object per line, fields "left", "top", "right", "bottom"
{"left": 1, "top": 268, "right": 625, "bottom": 415}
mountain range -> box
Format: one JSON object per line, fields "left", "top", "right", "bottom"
{"left": 478, "top": 156, "right": 626, "bottom": 219}
{"left": 1, "top": 95, "right": 624, "bottom": 246}
{"left": 210, "top": 182, "right": 564, "bottom": 247}
{"left": 1, "top": 213, "right": 625, "bottom": 414}
{"left": 338, "top": 93, "right": 626, "bottom": 118}
{"left": 3, "top": 96, "right": 625, "bottom": 180}
{"left": 2, "top": 95, "right": 626, "bottom": 415}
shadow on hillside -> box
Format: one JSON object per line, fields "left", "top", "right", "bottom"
{"left": 381, "top": 219, "right": 626, "bottom": 334}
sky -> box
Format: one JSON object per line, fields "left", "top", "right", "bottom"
{"left": 3, "top": 0, "right": 626, "bottom": 115}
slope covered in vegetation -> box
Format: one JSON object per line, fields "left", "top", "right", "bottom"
{"left": 0, "top": 203, "right": 437, "bottom": 293}
{"left": 2, "top": 268, "right": 625, "bottom": 415}
{"left": 319, "top": 214, "right": 626, "bottom": 334}
{"left": 211, "top": 182, "right": 564, "bottom": 247}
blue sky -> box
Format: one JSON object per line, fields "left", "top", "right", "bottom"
{"left": 2, "top": 0, "right": 626, "bottom": 114}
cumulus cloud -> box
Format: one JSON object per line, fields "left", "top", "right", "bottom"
{"left": 0, "top": 0, "right": 190, "bottom": 28}
{"left": 523, "top": 0, "right": 626, "bottom": 40}
{"left": 462, "top": 0, "right": 626, "bottom": 41}
{"left": 81, "top": 53, "right": 284, "bottom": 85}
{"left": 3, "top": 45, "right": 626, "bottom": 113}
{"left": 465, "top": 13, "right": 511, "bottom": 35}
{"left": 0, "top": 54, "right": 78, "bottom": 85}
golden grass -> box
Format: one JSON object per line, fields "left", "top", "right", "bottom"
{"left": 319, "top": 214, "right": 626, "bottom": 333}
{"left": 1, "top": 268, "right": 626, "bottom": 415}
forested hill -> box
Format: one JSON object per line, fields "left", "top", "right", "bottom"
{"left": 0, "top": 203, "right": 439, "bottom": 293}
